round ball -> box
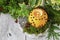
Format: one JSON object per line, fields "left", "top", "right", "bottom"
{"left": 28, "top": 8, "right": 48, "bottom": 28}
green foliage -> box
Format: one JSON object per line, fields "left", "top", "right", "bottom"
{"left": 28, "top": 0, "right": 42, "bottom": 7}
{"left": 46, "top": 0, "right": 60, "bottom": 10}
{"left": 18, "top": 3, "right": 30, "bottom": 17}
{"left": 23, "top": 22, "right": 49, "bottom": 35}
{"left": 44, "top": 4, "right": 60, "bottom": 40}
{"left": 47, "top": 25, "right": 60, "bottom": 40}
{"left": 0, "top": 0, "right": 7, "bottom": 5}
{"left": 45, "top": 5, "right": 60, "bottom": 24}
{"left": 0, "top": 0, "right": 30, "bottom": 19}
{"left": 29, "top": 0, "right": 36, "bottom": 7}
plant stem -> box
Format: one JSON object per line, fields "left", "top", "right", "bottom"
{"left": 41, "top": 0, "right": 46, "bottom": 7}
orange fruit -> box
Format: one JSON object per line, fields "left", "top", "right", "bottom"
{"left": 28, "top": 8, "right": 48, "bottom": 28}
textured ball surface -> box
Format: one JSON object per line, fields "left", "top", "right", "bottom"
{"left": 28, "top": 8, "right": 48, "bottom": 28}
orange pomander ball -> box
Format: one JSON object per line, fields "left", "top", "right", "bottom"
{"left": 28, "top": 8, "right": 48, "bottom": 28}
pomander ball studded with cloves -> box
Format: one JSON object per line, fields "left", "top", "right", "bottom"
{"left": 28, "top": 8, "right": 48, "bottom": 28}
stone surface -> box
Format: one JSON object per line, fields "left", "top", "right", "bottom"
{"left": 0, "top": 13, "right": 25, "bottom": 40}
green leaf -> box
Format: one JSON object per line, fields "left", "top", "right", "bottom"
{"left": 0, "top": 0, "right": 7, "bottom": 5}
{"left": 47, "top": 24, "right": 60, "bottom": 40}
{"left": 29, "top": 0, "right": 36, "bottom": 7}
{"left": 45, "top": 5, "right": 60, "bottom": 24}
{"left": 53, "top": 26, "right": 60, "bottom": 30}
{"left": 19, "top": 3, "right": 30, "bottom": 17}
{"left": 19, "top": 3, "right": 27, "bottom": 9}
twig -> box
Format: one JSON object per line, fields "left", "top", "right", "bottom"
{"left": 41, "top": 0, "right": 46, "bottom": 7}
